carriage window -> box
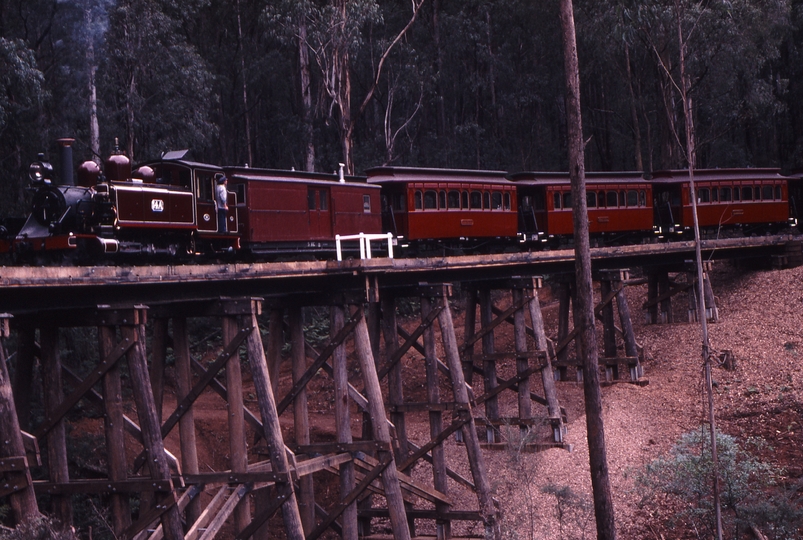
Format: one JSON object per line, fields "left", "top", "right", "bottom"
{"left": 711, "top": 188, "right": 718, "bottom": 202}
{"left": 234, "top": 183, "right": 246, "bottom": 205}
{"left": 504, "top": 192, "right": 512, "bottom": 210}
{"left": 698, "top": 188, "right": 710, "bottom": 203}
{"left": 424, "top": 190, "right": 437, "bottom": 209}
{"left": 639, "top": 190, "right": 646, "bottom": 206}
{"left": 755, "top": 186, "right": 761, "bottom": 200}
{"left": 470, "top": 191, "right": 482, "bottom": 209}
{"left": 483, "top": 192, "right": 491, "bottom": 209}
{"left": 607, "top": 191, "right": 618, "bottom": 207}
{"left": 308, "top": 189, "right": 316, "bottom": 210}
{"left": 553, "top": 192, "right": 561, "bottom": 209}
{"left": 762, "top": 185, "right": 774, "bottom": 200}
{"left": 197, "top": 172, "right": 214, "bottom": 201}
{"left": 720, "top": 187, "right": 731, "bottom": 201}
{"left": 491, "top": 192, "right": 503, "bottom": 210}
{"left": 597, "top": 191, "right": 606, "bottom": 207}
{"left": 742, "top": 186, "right": 753, "bottom": 201}
{"left": 462, "top": 191, "right": 469, "bottom": 208}
{"left": 733, "top": 187, "right": 740, "bottom": 201}
{"left": 439, "top": 190, "right": 447, "bottom": 209}
{"left": 586, "top": 191, "right": 597, "bottom": 208}
{"left": 447, "top": 190, "right": 461, "bottom": 209}
{"left": 776, "top": 185, "right": 782, "bottom": 199}
{"left": 414, "top": 191, "right": 423, "bottom": 210}
{"left": 626, "top": 190, "right": 638, "bottom": 207}
{"left": 563, "top": 192, "right": 572, "bottom": 209}
{"left": 319, "top": 190, "right": 328, "bottom": 210}
{"left": 363, "top": 195, "right": 371, "bottom": 212}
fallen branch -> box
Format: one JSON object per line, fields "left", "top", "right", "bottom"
{"left": 750, "top": 523, "right": 768, "bottom": 540}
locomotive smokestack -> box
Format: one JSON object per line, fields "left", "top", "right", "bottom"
{"left": 57, "top": 138, "right": 75, "bottom": 186}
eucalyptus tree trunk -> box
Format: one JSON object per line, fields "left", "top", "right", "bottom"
{"left": 335, "top": 0, "right": 354, "bottom": 174}
{"left": 298, "top": 17, "right": 315, "bottom": 172}
{"left": 559, "top": 1, "right": 617, "bottom": 538}
{"left": 432, "top": 0, "right": 446, "bottom": 137}
{"left": 126, "top": 74, "right": 135, "bottom": 161}
{"left": 623, "top": 42, "right": 642, "bottom": 171}
{"left": 87, "top": 14, "right": 100, "bottom": 164}
{"left": 236, "top": 0, "right": 253, "bottom": 166}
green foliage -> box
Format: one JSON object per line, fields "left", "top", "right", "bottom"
{"left": 0, "top": 0, "right": 800, "bottom": 205}
{"left": 577, "top": 0, "right": 791, "bottom": 170}
{"left": 541, "top": 483, "right": 593, "bottom": 540}
{"left": 0, "top": 39, "right": 45, "bottom": 131}
{"left": 0, "top": 38, "right": 46, "bottom": 217}
{"left": 100, "top": 0, "right": 217, "bottom": 161}
{"left": 500, "top": 425, "right": 593, "bottom": 540}
{"left": 0, "top": 516, "right": 79, "bottom": 540}
{"left": 302, "top": 307, "right": 331, "bottom": 348}
{"left": 394, "top": 297, "right": 421, "bottom": 319}
{"left": 636, "top": 426, "right": 803, "bottom": 539}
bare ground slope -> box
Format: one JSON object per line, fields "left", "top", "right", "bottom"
{"left": 481, "top": 262, "right": 803, "bottom": 538}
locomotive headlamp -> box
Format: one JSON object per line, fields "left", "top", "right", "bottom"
{"left": 29, "top": 158, "right": 53, "bottom": 186}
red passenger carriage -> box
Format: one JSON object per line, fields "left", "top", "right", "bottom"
{"left": 224, "top": 166, "right": 382, "bottom": 256}
{"left": 650, "top": 168, "right": 792, "bottom": 237}
{"left": 509, "top": 171, "right": 653, "bottom": 245}
{"left": 366, "top": 166, "right": 518, "bottom": 251}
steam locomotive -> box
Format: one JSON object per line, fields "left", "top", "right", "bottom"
{"left": 2, "top": 140, "right": 381, "bottom": 263}
{"left": 0, "top": 139, "right": 799, "bottom": 264}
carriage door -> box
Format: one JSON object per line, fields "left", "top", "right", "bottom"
{"left": 195, "top": 170, "right": 217, "bottom": 233}
{"left": 308, "top": 186, "right": 332, "bottom": 239}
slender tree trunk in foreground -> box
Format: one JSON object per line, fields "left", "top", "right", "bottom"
{"left": 559, "top": 1, "right": 617, "bottom": 538}
{"left": 675, "top": 4, "right": 723, "bottom": 536}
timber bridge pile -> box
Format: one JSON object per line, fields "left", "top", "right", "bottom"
{"left": 0, "top": 235, "right": 798, "bottom": 540}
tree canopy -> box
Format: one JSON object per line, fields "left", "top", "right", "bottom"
{"left": 0, "top": 0, "right": 799, "bottom": 215}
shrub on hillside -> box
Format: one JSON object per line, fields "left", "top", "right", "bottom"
{"left": 635, "top": 426, "right": 803, "bottom": 539}
{"left": 0, "top": 516, "right": 78, "bottom": 540}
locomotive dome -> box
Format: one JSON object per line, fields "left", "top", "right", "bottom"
{"left": 76, "top": 160, "right": 100, "bottom": 187}
{"left": 133, "top": 165, "right": 155, "bottom": 183}
{"left": 105, "top": 140, "right": 131, "bottom": 182}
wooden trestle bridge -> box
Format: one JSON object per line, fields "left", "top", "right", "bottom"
{"left": 0, "top": 235, "right": 797, "bottom": 540}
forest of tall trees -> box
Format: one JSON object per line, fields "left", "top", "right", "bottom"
{"left": 0, "top": 0, "right": 799, "bottom": 216}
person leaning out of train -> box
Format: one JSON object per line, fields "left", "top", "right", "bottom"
{"left": 215, "top": 173, "right": 228, "bottom": 233}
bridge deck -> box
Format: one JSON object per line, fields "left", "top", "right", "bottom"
{"left": 0, "top": 235, "right": 794, "bottom": 313}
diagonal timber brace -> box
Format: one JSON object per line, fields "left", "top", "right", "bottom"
{"left": 34, "top": 337, "right": 134, "bottom": 439}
